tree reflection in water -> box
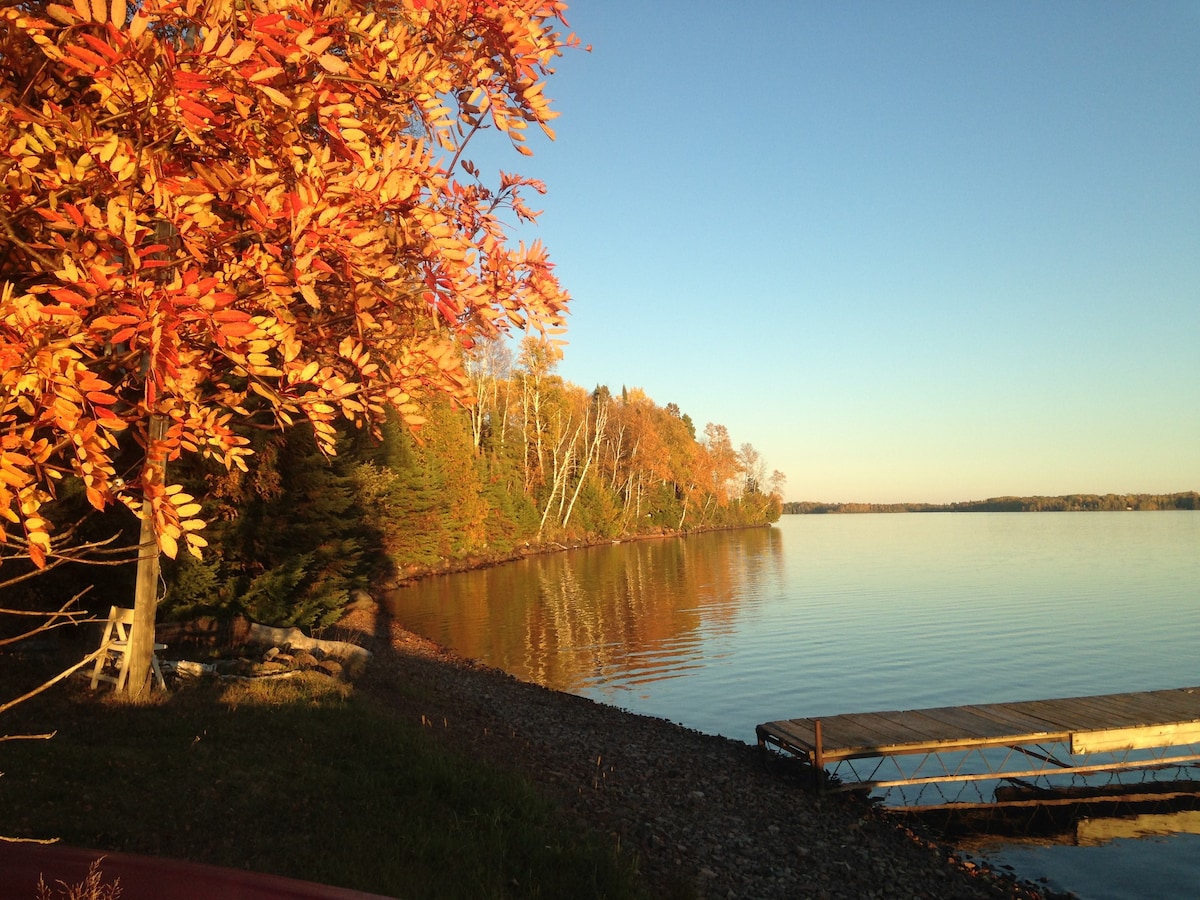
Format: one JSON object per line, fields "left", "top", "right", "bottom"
{"left": 384, "top": 527, "right": 784, "bottom": 696}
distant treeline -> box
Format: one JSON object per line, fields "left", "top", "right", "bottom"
{"left": 783, "top": 493, "right": 1200, "bottom": 515}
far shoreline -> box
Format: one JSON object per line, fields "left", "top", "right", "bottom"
{"left": 784, "top": 490, "right": 1199, "bottom": 515}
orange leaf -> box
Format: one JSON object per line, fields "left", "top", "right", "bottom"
{"left": 317, "top": 53, "right": 347, "bottom": 74}
{"left": 66, "top": 44, "right": 110, "bottom": 71}
{"left": 248, "top": 66, "right": 284, "bottom": 83}
{"left": 50, "top": 288, "right": 91, "bottom": 306}
{"left": 128, "top": 8, "right": 150, "bottom": 39}
{"left": 220, "top": 320, "right": 257, "bottom": 337}
{"left": 92, "top": 314, "right": 140, "bottom": 329}
{"left": 228, "top": 40, "right": 257, "bottom": 65}
{"left": 178, "top": 97, "right": 217, "bottom": 121}
{"left": 254, "top": 84, "right": 292, "bottom": 108}
{"left": 45, "top": 4, "right": 80, "bottom": 24}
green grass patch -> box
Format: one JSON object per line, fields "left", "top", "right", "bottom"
{"left": 1, "top": 673, "right": 644, "bottom": 899}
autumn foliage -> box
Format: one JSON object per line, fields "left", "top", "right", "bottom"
{"left": 0, "top": 0, "right": 575, "bottom": 566}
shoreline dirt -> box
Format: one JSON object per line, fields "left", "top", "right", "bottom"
{"left": 336, "top": 604, "right": 1069, "bottom": 899}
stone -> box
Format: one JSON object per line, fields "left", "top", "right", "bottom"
{"left": 316, "top": 659, "right": 344, "bottom": 679}
{"left": 347, "top": 588, "right": 377, "bottom": 611}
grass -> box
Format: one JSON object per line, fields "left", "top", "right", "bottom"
{"left": 0, "top": 667, "right": 646, "bottom": 899}
{"left": 36, "top": 859, "right": 123, "bottom": 900}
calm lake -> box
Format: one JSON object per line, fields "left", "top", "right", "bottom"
{"left": 385, "top": 511, "right": 1200, "bottom": 899}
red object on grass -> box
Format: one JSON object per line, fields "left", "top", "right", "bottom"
{"left": 0, "top": 842, "right": 395, "bottom": 900}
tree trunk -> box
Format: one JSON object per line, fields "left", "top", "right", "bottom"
{"left": 562, "top": 400, "right": 607, "bottom": 528}
{"left": 536, "top": 419, "right": 577, "bottom": 539}
{"left": 125, "top": 414, "right": 167, "bottom": 699}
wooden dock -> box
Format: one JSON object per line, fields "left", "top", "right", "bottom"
{"left": 757, "top": 686, "right": 1200, "bottom": 793}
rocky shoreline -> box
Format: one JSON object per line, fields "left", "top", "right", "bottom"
{"left": 335, "top": 605, "right": 1070, "bottom": 899}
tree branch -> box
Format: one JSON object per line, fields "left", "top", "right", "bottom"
{"left": 0, "top": 645, "right": 107, "bottom": 718}
{"left": 0, "top": 589, "right": 96, "bottom": 648}
{"left": 0, "top": 731, "right": 56, "bottom": 743}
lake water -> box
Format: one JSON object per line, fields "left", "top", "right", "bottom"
{"left": 384, "top": 512, "right": 1200, "bottom": 898}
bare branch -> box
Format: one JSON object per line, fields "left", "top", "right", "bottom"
{"left": 0, "top": 616, "right": 97, "bottom": 647}
{"left": 0, "top": 646, "right": 107, "bottom": 718}
{"left": 0, "top": 553, "right": 69, "bottom": 588}
{"left": 0, "top": 530, "right": 138, "bottom": 588}
{"left": 0, "top": 835, "right": 59, "bottom": 844}
{"left": 0, "top": 731, "right": 56, "bottom": 742}
{"left": 0, "top": 587, "right": 95, "bottom": 648}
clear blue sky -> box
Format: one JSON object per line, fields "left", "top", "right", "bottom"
{"left": 481, "top": 1, "right": 1199, "bottom": 504}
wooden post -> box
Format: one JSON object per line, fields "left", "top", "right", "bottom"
{"left": 813, "top": 718, "right": 824, "bottom": 792}
{"left": 125, "top": 414, "right": 167, "bottom": 699}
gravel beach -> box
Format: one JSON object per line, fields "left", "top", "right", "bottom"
{"left": 339, "top": 605, "right": 1067, "bottom": 900}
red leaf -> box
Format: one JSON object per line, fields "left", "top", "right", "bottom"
{"left": 178, "top": 96, "right": 219, "bottom": 121}
{"left": 66, "top": 44, "right": 110, "bottom": 70}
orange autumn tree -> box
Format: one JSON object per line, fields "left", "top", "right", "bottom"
{"left": 0, "top": 0, "right": 575, "bottom": 694}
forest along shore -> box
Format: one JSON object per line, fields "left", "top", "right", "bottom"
{"left": 339, "top": 605, "right": 1066, "bottom": 899}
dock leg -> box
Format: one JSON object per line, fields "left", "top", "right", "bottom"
{"left": 813, "top": 718, "right": 824, "bottom": 793}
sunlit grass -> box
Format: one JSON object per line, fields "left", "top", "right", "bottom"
{"left": 1, "top": 672, "right": 645, "bottom": 899}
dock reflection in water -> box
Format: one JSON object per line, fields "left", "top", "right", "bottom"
{"left": 940, "top": 781, "right": 1200, "bottom": 900}
{"left": 903, "top": 776, "right": 1200, "bottom": 847}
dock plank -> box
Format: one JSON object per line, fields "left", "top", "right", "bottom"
{"left": 758, "top": 719, "right": 816, "bottom": 752}
{"left": 960, "top": 703, "right": 1069, "bottom": 735}
{"left": 1019, "top": 699, "right": 1115, "bottom": 732}
{"left": 906, "top": 704, "right": 1038, "bottom": 741}
{"left": 836, "top": 711, "right": 933, "bottom": 745}
{"left": 1141, "top": 689, "right": 1200, "bottom": 719}
{"left": 815, "top": 718, "right": 889, "bottom": 753}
